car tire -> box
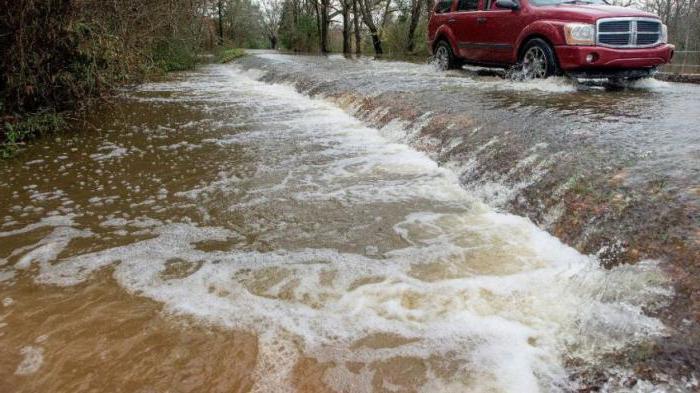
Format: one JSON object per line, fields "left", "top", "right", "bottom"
{"left": 519, "top": 38, "right": 560, "bottom": 79}
{"left": 434, "top": 40, "right": 462, "bottom": 71}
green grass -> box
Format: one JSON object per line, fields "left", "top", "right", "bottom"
{"left": 1, "top": 111, "right": 65, "bottom": 158}
{"left": 216, "top": 48, "right": 246, "bottom": 64}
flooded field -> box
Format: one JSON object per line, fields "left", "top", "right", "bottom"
{"left": 0, "top": 53, "right": 698, "bottom": 391}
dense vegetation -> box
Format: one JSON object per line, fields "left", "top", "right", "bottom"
{"left": 273, "top": 0, "right": 432, "bottom": 55}
{"left": 261, "top": 0, "right": 699, "bottom": 55}
{"left": 0, "top": 0, "right": 213, "bottom": 156}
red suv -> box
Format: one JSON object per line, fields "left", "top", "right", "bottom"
{"left": 428, "top": 0, "right": 674, "bottom": 80}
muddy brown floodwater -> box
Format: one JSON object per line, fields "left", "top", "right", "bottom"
{"left": 0, "top": 53, "right": 697, "bottom": 392}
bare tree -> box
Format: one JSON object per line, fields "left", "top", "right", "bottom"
{"left": 260, "top": 0, "right": 283, "bottom": 48}
{"left": 406, "top": 0, "right": 422, "bottom": 52}
{"left": 312, "top": 0, "right": 323, "bottom": 50}
{"left": 358, "top": 0, "right": 383, "bottom": 54}
{"left": 341, "top": 0, "right": 352, "bottom": 53}
{"left": 316, "top": 0, "right": 331, "bottom": 53}
{"left": 380, "top": 0, "right": 394, "bottom": 30}
{"left": 218, "top": 0, "right": 225, "bottom": 45}
{"left": 644, "top": 0, "right": 700, "bottom": 50}
{"left": 352, "top": 0, "right": 362, "bottom": 54}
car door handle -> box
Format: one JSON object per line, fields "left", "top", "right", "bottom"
{"left": 477, "top": 17, "right": 487, "bottom": 24}
{"left": 448, "top": 18, "right": 456, "bottom": 23}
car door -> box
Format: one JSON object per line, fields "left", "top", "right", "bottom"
{"left": 451, "top": 0, "right": 481, "bottom": 60}
{"left": 472, "top": 0, "right": 524, "bottom": 64}
{"left": 429, "top": 0, "right": 457, "bottom": 50}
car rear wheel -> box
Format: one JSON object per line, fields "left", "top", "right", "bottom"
{"left": 434, "top": 40, "right": 461, "bottom": 71}
{"left": 520, "top": 39, "right": 559, "bottom": 79}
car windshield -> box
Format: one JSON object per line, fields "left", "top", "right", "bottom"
{"left": 530, "top": 0, "right": 606, "bottom": 5}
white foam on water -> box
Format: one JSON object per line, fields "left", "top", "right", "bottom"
{"left": 0, "top": 215, "right": 76, "bottom": 237}
{"left": 15, "top": 346, "right": 44, "bottom": 376}
{"left": 30, "top": 220, "right": 669, "bottom": 392}
{"left": 89, "top": 142, "right": 130, "bottom": 161}
{"left": 7, "top": 65, "right": 674, "bottom": 392}
{"left": 0, "top": 271, "right": 14, "bottom": 283}
{"left": 628, "top": 77, "right": 672, "bottom": 90}
{"left": 477, "top": 76, "right": 578, "bottom": 94}
{"left": 14, "top": 226, "right": 91, "bottom": 270}
{"left": 24, "top": 159, "right": 45, "bottom": 166}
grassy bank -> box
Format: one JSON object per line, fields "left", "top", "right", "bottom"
{"left": 1, "top": 112, "right": 66, "bottom": 158}
{"left": 0, "top": 46, "right": 247, "bottom": 158}
{"left": 216, "top": 48, "right": 247, "bottom": 63}
{"left": 0, "top": 51, "right": 198, "bottom": 158}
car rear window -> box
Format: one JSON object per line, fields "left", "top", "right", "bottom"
{"left": 457, "top": 0, "right": 478, "bottom": 11}
{"left": 434, "top": 0, "right": 453, "bottom": 13}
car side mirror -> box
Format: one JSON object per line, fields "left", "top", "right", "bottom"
{"left": 495, "top": 0, "right": 519, "bottom": 10}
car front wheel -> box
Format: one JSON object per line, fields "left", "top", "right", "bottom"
{"left": 520, "top": 39, "right": 559, "bottom": 79}
{"left": 434, "top": 40, "right": 461, "bottom": 71}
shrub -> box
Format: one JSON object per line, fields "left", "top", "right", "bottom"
{"left": 1, "top": 111, "right": 65, "bottom": 158}
{"left": 151, "top": 39, "right": 200, "bottom": 73}
{"left": 0, "top": 0, "right": 208, "bottom": 156}
{"left": 280, "top": 14, "right": 320, "bottom": 52}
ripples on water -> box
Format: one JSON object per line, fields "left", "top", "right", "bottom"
{"left": 0, "top": 62, "right": 678, "bottom": 392}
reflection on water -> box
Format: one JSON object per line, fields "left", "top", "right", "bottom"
{"left": 0, "top": 62, "right": 677, "bottom": 392}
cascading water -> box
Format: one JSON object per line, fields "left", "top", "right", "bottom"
{"left": 0, "top": 54, "right": 697, "bottom": 392}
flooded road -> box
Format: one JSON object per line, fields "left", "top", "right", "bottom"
{"left": 0, "top": 53, "right": 697, "bottom": 391}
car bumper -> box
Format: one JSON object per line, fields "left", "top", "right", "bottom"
{"left": 555, "top": 44, "right": 675, "bottom": 71}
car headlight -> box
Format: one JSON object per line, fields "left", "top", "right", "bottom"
{"left": 660, "top": 24, "right": 668, "bottom": 43}
{"left": 564, "top": 23, "right": 595, "bottom": 45}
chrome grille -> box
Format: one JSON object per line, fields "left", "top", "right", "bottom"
{"left": 637, "top": 34, "right": 659, "bottom": 45}
{"left": 637, "top": 20, "right": 660, "bottom": 32}
{"left": 599, "top": 34, "right": 631, "bottom": 46}
{"left": 596, "top": 18, "right": 662, "bottom": 48}
{"left": 599, "top": 21, "right": 629, "bottom": 33}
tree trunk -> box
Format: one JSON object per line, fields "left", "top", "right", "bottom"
{"left": 293, "top": 0, "right": 298, "bottom": 25}
{"left": 320, "top": 0, "right": 330, "bottom": 53}
{"left": 406, "top": 0, "right": 422, "bottom": 53}
{"left": 684, "top": 0, "right": 697, "bottom": 50}
{"left": 358, "top": 0, "right": 382, "bottom": 55}
{"left": 352, "top": 0, "right": 362, "bottom": 54}
{"left": 312, "top": 0, "right": 323, "bottom": 52}
{"left": 342, "top": 0, "right": 351, "bottom": 54}
{"left": 217, "top": 0, "right": 224, "bottom": 45}
{"left": 381, "top": 0, "right": 392, "bottom": 30}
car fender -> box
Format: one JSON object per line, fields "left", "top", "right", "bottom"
{"left": 514, "top": 20, "right": 567, "bottom": 58}
{"left": 433, "top": 25, "right": 460, "bottom": 54}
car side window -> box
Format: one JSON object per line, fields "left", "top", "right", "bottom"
{"left": 457, "top": 0, "right": 478, "bottom": 11}
{"left": 484, "top": 0, "right": 503, "bottom": 10}
{"left": 434, "top": 0, "right": 453, "bottom": 13}
{"left": 491, "top": 0, "right": 512, "bottom": 8}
